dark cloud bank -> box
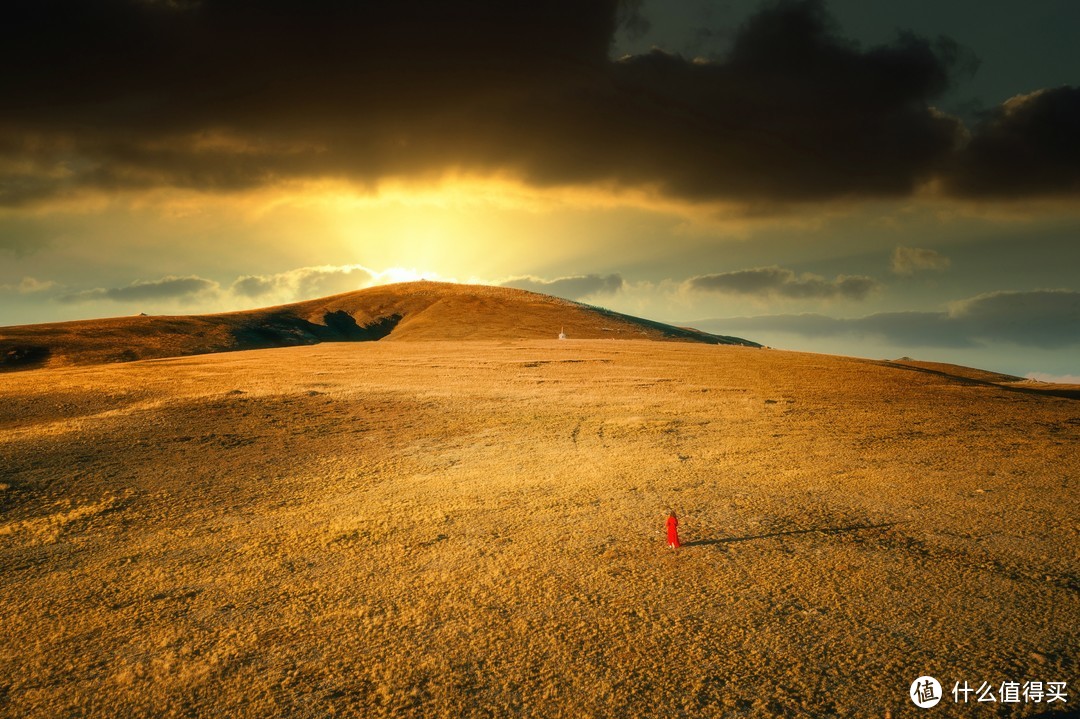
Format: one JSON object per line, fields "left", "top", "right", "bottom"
{"left": 2, "top": 0, "right": 1078, "bottom": 208}
{"left": 56, "top": 265, "right": 380, "bottom": 305}
{"left": 58, "top": 276, "right": 219, "bottom": 303}
{"left": 687, "top": 267, "right": 879, "bottom": 300}
{"left": 500, "top": 274, "right": 624, "bottom": 300}
{"left": 697, "top": 290, "right": 1080, "bottom": 349}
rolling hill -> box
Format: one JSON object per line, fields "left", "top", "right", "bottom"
{"left": 0, "top": 282, "right": 758, "bottom": 371}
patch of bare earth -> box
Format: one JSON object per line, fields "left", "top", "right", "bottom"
{"left": 1, "top": 341, "right": 1076, "bottom": 717}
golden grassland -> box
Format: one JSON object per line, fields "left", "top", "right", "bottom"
{"left": 1, "top": 340, "right": 1077, "bottom": 718}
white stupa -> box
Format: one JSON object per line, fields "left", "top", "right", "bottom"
{"left": 558, "top": 327, "right": 567, "bottom": 340}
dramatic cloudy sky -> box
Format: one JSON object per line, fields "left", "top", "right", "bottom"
{"left": 2, "top": 0, "right": 1078, "bottom": 378}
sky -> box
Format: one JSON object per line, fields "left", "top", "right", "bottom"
{"left": 1, "top": 0, "right": 1078, "bottom": 380}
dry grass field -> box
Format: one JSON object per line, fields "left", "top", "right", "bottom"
{"left": 1, "top": 337, "right": 1077, "bottom": 716}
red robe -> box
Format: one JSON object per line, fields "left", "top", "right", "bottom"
{"left": 666, "top": 515, "right": 680, "bottom": 548}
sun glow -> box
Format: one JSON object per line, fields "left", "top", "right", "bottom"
{"left": 375, "top": 267, "right": 457, "bottom": 284}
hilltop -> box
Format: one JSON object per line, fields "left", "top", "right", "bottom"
{"left": 0, "top": 282, "right": 757, "bottom": 370}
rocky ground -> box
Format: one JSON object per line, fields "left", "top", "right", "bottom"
{"left": 1, "top": 340, "right": 1076, "bottom": 717}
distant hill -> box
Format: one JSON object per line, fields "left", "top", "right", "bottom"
{"left": 0, "top": 281, "right": 759, "bottom": 370}
{"left": 884, "top": 357, "right": 1024, "bottom": 384}
{"left": 884, "top": 357, "right": 1080, "bottom": 399}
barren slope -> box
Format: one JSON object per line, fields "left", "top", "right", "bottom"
{"left": 1, "top": 341, "right": 1076, "bottom": 718}
{"left": 887, "top": 358, "right": 1080, "bottom": 400}
{"left": 0, "top": 282, "right": 756, "bottom": 371}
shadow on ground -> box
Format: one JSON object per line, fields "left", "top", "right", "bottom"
{"left": 683, "top": 522, "right": 901, "bottom": 548}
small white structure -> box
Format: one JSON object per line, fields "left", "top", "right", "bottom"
{"left": 558, "top": 327, "right": 567, "bottom": 340}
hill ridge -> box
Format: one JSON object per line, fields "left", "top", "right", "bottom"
{"left": 0, "top": 281, "right": 759, "bottom": 371}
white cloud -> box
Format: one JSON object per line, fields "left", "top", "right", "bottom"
{"left": 231, "top": 264, "right": 376, "bottom": 301}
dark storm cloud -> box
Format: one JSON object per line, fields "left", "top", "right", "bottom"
{"left": 946, "top": 289, "right": 1080, "bottom": 347}
{"left": 687, "top": 267, "right": 879, "bottom": 300}
{"left": 696, "top": 290, "right": 1080, "bottom": 349}
{"left": 0, "top": 0, "right": 1074, "bottom": 206}
{"left": 945, "top": 86, "right": 1080, "bottom": 198}
{"left": 501, "top": 274, "right": 625, "bottom": 300}
{"left": 58, "top": 276, "right": 219, "bottom": 303}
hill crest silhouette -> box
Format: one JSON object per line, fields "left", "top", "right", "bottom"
{"left": 0, "top": 281, "right": 759, "bottom": 370}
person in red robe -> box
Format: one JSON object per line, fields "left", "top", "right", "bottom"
{"left": 666, "top": 510, "right": 681, "bottom": 549}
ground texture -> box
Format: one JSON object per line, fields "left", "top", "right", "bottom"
{"left": 1, "top": 341, "right": 1077, "bottom": 718}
